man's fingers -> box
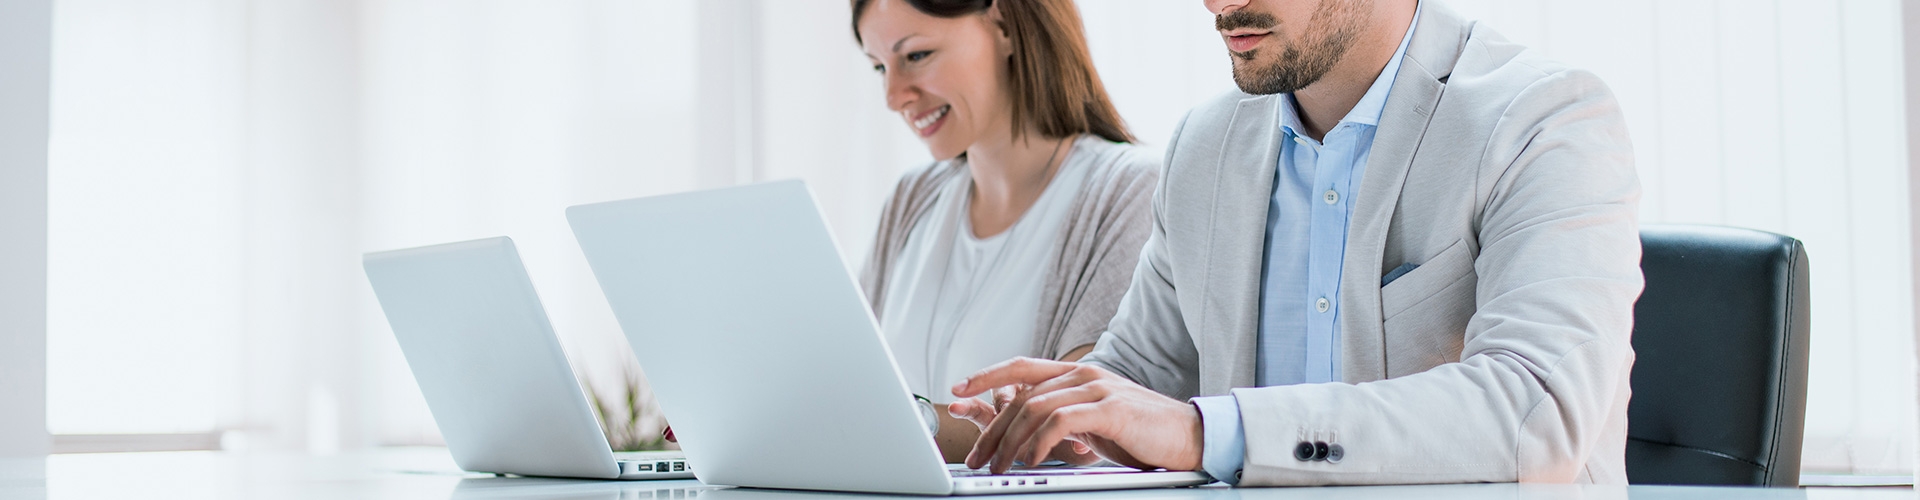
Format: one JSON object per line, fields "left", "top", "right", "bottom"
{"left": 1022, "top": 405, "right": 1104, "bottom": 467}
{"left": 951, "top": 357, "right": 1077, "bottom": 398}
{"left": 948, "top": 399, "right": 996, "bottom": 430}
{"left": 966, "top": 390, "right": 1031, "bottom": 470}
{"left": 1049, "top": 438, "right": 1098, "bottom": 466}
{"left": 1023, "top": 364, "right": 1108, "bottom": 399}
{"left": 948, "top": 399, "right": 979, "bottom": 420}
{"left": 991, "top": 385, "right": 1107, "bottom": 472}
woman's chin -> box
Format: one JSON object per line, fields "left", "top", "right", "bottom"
{"left": 923, "top": 143, "right": 967, "bottom": 161}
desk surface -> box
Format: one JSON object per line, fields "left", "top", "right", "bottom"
{"left": 0, "top": 448, "right": 1907, "bottom": 500}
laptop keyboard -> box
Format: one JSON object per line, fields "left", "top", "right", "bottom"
{"left": 951, "top": 469, "right": 1059, "bottom": 477}
{"left": 948, "top": 466, "right": 1146, "bottom": 477}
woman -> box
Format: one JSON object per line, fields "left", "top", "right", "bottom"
{"left": 853, "top": 0, "right": 1158, "bottom": 463}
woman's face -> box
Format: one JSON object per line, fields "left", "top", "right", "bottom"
{"left": 859, "top": 0, "right": 1013, "bottom": 160}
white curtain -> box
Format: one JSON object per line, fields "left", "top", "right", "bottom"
{"left": 47, "top": 0, "right": 1912, "bottom": 474}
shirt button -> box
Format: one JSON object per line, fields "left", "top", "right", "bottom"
{"left": 1323, "top": 190, "right": 1339, "bottom": 205}
{"left": 1327, "top": 444, "right": 1345, "bottom": 464}
{"left": 1315, "top": 297, "right": 1330, "bottom": 312}
{"left": 1312, "top": 442, "right": 1330, "bottom": 461}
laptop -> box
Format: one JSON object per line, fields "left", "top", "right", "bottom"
{"left": 565, "top": 180, "right": 1213, "bottom": 495}
{"left": 363, "top": 236, "right": 693, "bottom": 480}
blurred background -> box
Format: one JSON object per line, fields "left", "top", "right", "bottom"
{"left": 40, "top": 0, "right": 1913, "bottom": 476}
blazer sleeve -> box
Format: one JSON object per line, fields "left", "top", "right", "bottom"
{"left": 1232, "top": 69, "right": 1642, "bottom": 485}
{"left": 1081, "top": 111, "right": 1204, "bottom": 402}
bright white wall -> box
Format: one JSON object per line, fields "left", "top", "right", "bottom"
{"left": 0, "top": 0, "right": 53, "bottom": 457}
{"left": 48, "top": 0, "right": 370, "bottom": 451}
{"left": 356, "top": 0, "right": 712, "bottom": 445}
{"left": 239, "top": 0, "right": 369, "bottom": 452}
{"left": 46, "top": 0, "right": 248, "bottom": 438}
{"left": 42, "top": 0, "right": 1916, "bottom": 475}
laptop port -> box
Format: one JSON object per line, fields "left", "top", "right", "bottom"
{"left": 657, "top": 462, "right": 669, "bottom": 472}
{"left": 1035, "top": 479, "right": 1048, "bottom": 485}
{"left": 672, "top": 462, "right": 686, "bottom": 471}
{"left": 637, "top": 463, "right": 653, "bottom": 471}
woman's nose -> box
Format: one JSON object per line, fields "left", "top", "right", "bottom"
{"left": 883, "top": 73, "right": 914, "bottom": 112}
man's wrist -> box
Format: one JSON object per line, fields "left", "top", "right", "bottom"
{"left": 1181, "top": 404, "right": 1205, "bottom": 471}
{"left": 1191, "top": 395, "right": 1247, "bottom": 484}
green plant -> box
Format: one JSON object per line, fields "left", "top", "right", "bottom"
{"left": 582, "top": 363, "right": 670, "bottom": 452}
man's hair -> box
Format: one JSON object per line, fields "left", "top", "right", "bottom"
{"left": 852, "top": 0, "right": 1135, "bottom": 144}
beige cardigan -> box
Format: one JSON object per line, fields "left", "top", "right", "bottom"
{"left": 859, "top": 137, "right": 1160, "bottom": 360}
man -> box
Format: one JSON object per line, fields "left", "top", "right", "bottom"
{"left": 945, "top": 0, "right": 1642, "bottom": 486}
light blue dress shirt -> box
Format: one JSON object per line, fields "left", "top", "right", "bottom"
{"left": 1190, "top": 6, "right": 1420, "bottom": 484}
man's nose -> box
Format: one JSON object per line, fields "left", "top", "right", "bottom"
{"left": 1205, "top": 0, "right": 1251, "bottom": 16}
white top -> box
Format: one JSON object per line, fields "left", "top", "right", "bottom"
{"left": 879, "top": 142, "right": 1091, "bottom": 403}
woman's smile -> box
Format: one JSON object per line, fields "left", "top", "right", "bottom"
{"left": 910, "top": 104, "right": 951, "bottom": 137}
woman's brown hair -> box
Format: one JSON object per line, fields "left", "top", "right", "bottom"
{"left": 852, "top": 0, "right": 1135, "bottom": 144}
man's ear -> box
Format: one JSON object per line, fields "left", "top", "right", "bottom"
{"left": 985, "top": 2, "right": 1013, "bottom": 58}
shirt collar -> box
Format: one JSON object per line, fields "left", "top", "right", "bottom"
{"left": 1279, "top": 1, "right": 1423, "bottom": 138}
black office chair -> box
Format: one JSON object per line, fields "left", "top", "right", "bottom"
{"left": 1626, "top": 224, "right": 1810, "bottom": 487}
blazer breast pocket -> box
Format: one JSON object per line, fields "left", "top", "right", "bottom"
{"left": 1379, "top": 239, "right": 1477, "bottom": 377}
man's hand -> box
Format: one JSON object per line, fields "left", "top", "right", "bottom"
{"left": 950, "top": 357, "right": 1204, "bottom": 474}
{"left": 947, "top": 387, "right": 1098, "bottom": 465}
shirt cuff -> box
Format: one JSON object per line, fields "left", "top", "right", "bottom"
{"left": 1190, "top": 395, "right": 1246, "bottom": 485}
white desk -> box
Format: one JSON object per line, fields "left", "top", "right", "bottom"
{"left": 0, "top": 448, "right": 1907, "bottom": 500}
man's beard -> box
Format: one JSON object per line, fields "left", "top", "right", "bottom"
{"left": 1218, "top": 0, "right": 1369, "bottom": 95}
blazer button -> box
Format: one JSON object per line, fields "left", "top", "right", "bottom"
{"left": 1293, "top": 442, "right": 1315, "bottom": 461}
{"left": 1312, "top": 442, "right": 1330, "bottom": 461}
{"left": 1327, "top": 444, "right": 1345, "bottom": 464}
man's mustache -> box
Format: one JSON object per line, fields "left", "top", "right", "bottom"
{"left": 1215, "top": 10, "right": 1277, "bottom": 32}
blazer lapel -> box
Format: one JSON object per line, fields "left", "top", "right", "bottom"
{"left": 1339, "top": 1, "right": 1467, "bottom": 382}
{"left": 1199, "top": 94, "right": 1282, "bottom": 393}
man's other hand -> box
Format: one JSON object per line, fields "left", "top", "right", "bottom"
{"left": 950, "top": 357, "right": 1204, "bottom": 474}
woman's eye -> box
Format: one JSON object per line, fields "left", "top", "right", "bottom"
{"left": 872, "top": 63, "right": 885, "bottom": 73}
{"left": 905, "top": 50, "right": 932, "bottom": 62}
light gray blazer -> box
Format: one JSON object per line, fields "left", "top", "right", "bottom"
{"left": 1081, "top": 2, "right": 1643, "bottom": 485}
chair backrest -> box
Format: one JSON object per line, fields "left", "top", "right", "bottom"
{"left": 1626, "top": 224, "right": 1809, "bottom": 486}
